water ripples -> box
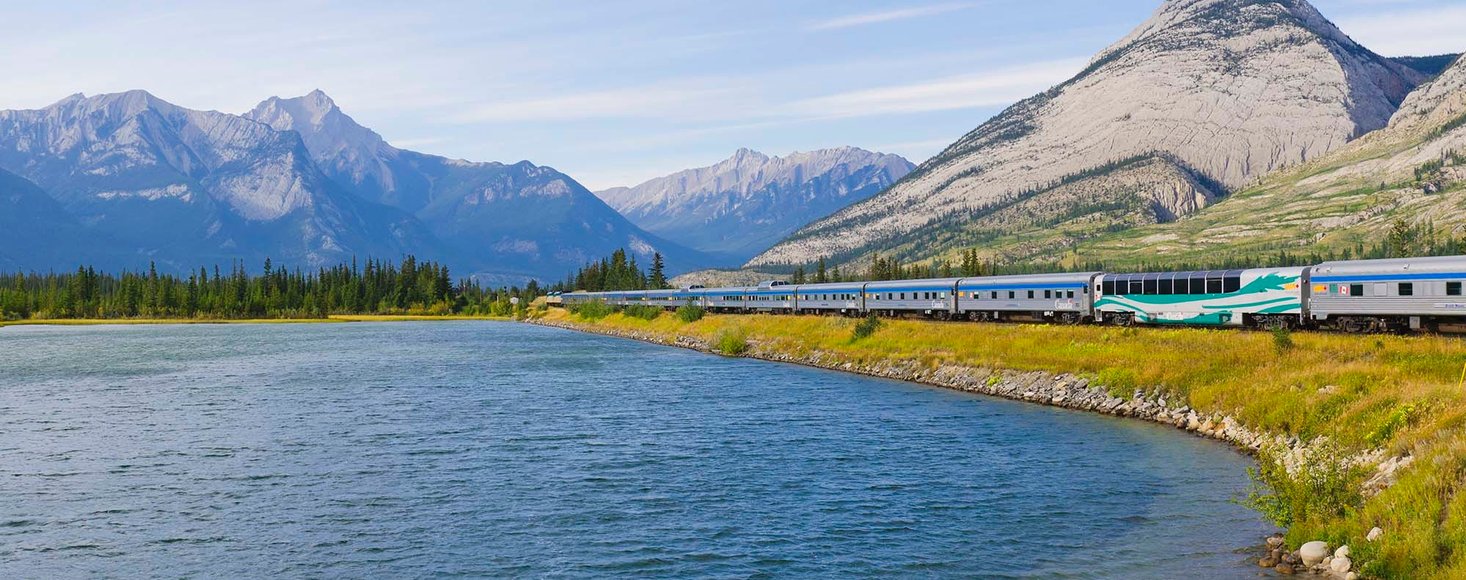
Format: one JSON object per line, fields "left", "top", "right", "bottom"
{"left": 0, "top": 321, "right": 1272, "bottom": 578}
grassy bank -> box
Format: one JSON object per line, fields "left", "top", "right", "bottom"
{"left": 0, "top": 313, "right": 512, "bottom": 328}
{"left": 542, "top": 308, "right": 1466, "bottom": 579}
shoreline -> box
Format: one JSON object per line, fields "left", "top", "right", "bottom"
{"left": 528, "top": 310, "right": 1442, "bottom": 577}
{"left": 528, "top": 317, "right": 1281, "bottom": 453}
{"left": 0, "top": 314, "right": 511, "bottom": 328}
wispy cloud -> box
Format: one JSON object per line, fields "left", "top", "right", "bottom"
{"left": 1334, "top": 5, "right": 1466, "bottom": 56}
{"left": 784, "top": 58, "right": 1085, "bottom": 119}
{"left": 450, "top": 83, "right": 739, "bottom": 123}
{"left": 808, "top": 3, "right": 976, "bottom": 31}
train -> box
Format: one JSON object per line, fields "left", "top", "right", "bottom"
{"left": 553, "top": 256, "right": 1466, "bottom": 334}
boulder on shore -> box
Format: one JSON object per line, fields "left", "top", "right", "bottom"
{"left": 1300, "top": 541, "right": 1330, "bottom": 566}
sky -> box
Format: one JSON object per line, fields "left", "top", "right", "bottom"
{"left": 0, "top": 0, "right": 1462, "bottom": 190}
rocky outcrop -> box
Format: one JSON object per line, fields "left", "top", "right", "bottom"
{"left": 750, "top": 0, "right": 1425, "bottom": 269}
{"left": 596, "top": 147, "right": 912, "bottom": 261}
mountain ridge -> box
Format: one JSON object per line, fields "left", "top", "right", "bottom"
{"left": 595, "top": 147, "right": 913, "bottom": 261}
{"left": 749, "top": 0, "right": 1427, "bottom": 270}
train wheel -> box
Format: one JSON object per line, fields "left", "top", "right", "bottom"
{"left": 1340, "top": 318, "right": 1368, "bottom": 334}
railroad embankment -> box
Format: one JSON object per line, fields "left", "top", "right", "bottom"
{"left": 532, "top": 307, "right": 1466, "bottom": 579}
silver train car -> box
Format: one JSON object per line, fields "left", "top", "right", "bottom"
{"left": 556, "top": 255, "right": 1466, "bottom": 334}
{"left": 1309, "top": 256, "right": 1466, "bottom": 333}
{"left": 956, "top": 272, "right": 1099, "bottom": 324}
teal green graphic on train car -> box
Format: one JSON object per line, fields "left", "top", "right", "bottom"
{"left": 1095, "top": 272, "right": 1302, "bottom": 326}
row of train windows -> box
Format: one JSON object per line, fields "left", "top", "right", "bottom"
{"left": 807, "top": 294, "right": 858, "bottom": 301}
{"left": 1102, "top": 276, "right": 1241, "bottom": 296}
{"left": 870, "top": 292, "right": 947, "bottom": 301}
{"left": 952, "top": 290, "right": 1081, "bottom": 300}
{"left": 1338, "top": 282, "right": 1463, "bottom": 297}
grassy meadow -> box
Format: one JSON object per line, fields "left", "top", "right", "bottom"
{"left": 544, "top": 307, "right": 1466, "bottom": 579}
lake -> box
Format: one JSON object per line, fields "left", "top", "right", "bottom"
{"left": 0, "top": 321, "right": 1272, "bottom": 577}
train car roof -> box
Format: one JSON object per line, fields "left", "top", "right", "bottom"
{"left": 957, "top": 272, "right": 1099, "bottom": 285}
{"left": 863, "top": 278, "right": 964, "bottom": 290}
{"left": 791, "top": 282, "right": 866, "bottom": 291}
{"left": 1313, "top": 255, "right": 1466, "bottom": 277}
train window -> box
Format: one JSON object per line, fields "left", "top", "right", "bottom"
{"left": 1027, "top": 290, "right": 1035, "bottom": 299}
{"left": 1449, "top": 282, "right": 1462, "bottom": 296}
{"left": 1130, "top": 280, "right": 1144, "bottom": 295}
{"left": 991, "top": 291, "right": 998, "bottom": 299}
{"left": 1399, "top": 283, "right": 1414, "bottom": 297}
{"left": 1224, "top": 276, "right": 1241, "bottom": 293}
{"left": 1143, "top": 279, "right": 1157, "bottom": 295}
{"left": 1009, "top": 291, "right": 1016, "bottom": 299}
{"left": 1349, "top": 284, "right": 1363, "bottom": 297}
{"left": 900, "top": 293, "right": 906, "bottom": 300}
{"left": 1043, "top": 290, "right": 1051, "bottom": 299}
{"left": 1159, "top": 279, "right": 1173, "bottom": 294}
{"left": 1102, "top": 280, "right": 1115, "bottom": 295}
{"left": 1207, "top": 278, "right": 1223, "bottom": 294}
{"left": 1067, "top": 291, "right": 1076, "bottom": 299}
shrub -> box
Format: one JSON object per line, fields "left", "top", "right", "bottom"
{"left": 851, "top": 314, "right": 883, "bottom": 342}
{"left": 1242, "top": 439, "right": 1367, "bottom": 529}
{"left": 714, "top": 327, "right": 749, "bottom": 356}
{"left": 569, "top": 300, "right": 614, "bottom": 320}
{"left": 676, "top": 303, "right": 706, "bottom": 323}
{"left": 1273, "top": 327, "right": 1295, "bottom": 354}
{"left": 622, "top": 304, "right": 663, "bottom": 321}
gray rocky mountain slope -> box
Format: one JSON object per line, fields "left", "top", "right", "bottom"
{"left": 0, "top": 90, "right": 433, "bottom": 271}
{"left": 596, "top": 147, "right": 913, "bottom": 262}
{"left": 246, "top": 91, "right": 710, "bottom": 278}
{"left": 749, "top": 0, "right": 1427, "bottom": 268}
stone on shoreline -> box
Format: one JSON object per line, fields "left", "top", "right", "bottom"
{"left": 1367, "top": 526, "right": 1383, "bottom": 542}
{"left": 1299, "top": 541, "right": 1329, "bottom": 566}
{"left": 1331, "top": 555, "right": 1352, "bottom": 574}
{"left": 1334, "top": 545, "right": 1350, "bottom": 559}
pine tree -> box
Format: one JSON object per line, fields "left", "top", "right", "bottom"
{"left": 649, "top": 252, "right": 667, "bottom": 289}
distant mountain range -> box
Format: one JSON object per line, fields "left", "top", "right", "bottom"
{"left": 596, "top": 147, "right": 912, "bottom": 262}
{"left": 749, "top": 0, "right": 1438, "bottom": 270}
{"left": 0, "top": 90, "right": 706, "bottom": 281}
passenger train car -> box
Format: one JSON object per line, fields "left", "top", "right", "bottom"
{"left": 558, "top": 255, "right": 1466, "bottom": 334}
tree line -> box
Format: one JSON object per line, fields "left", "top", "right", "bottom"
{"left": 558, "top": 249, "right": 666, "bottom": 292}
{"left": 0, "top": 256, "right": 542, "bottom": 321}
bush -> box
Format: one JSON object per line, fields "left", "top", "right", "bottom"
{"left": 676, "top": 303, "right": 706, "bottom": 323}
{"left": 714, "top": 327, "right": 749, "bottom": 356}
{"left": 622, "top": 304, "right": 663, "bottom": 321}
{"left": 851, "top": 314, "right": 882, "bottom": 342}
{"left": 569, "top": 300, "right": 614, "bottom": 320}
{"left": 1243, "top": 439, "right": 1367, "bottom": 529}
{"left": 1273, "top": 327, "right": 1296, "bottom": 354}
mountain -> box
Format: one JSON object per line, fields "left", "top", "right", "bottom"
{"left": 245, "top": 91, "right": 709, "bottom": 279}
{"left": 595, "top": 147, "right": 913, "bottom": 262}
{"left": 0, "top": 90, "right": 434, "bottom": 272}
{"left": 1394, "top": 54, "right": 1463, "bottom": 78}
{"left": 1066, "top": 54, "right": 1466, "bottom": 267}
{"left": 0, "top": 169, "right": 99, "bottom": 271}
{"left": 748, "top": 0, "right": 1427, "bottom": 270}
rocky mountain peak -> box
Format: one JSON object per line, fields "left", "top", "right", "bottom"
{"left": 749, "top": 0, "right": 1427, "bottom": 270}
{"left": 596, "top": 147, "right": 913, "bottom": 260}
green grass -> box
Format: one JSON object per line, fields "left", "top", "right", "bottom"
{"left": 544, "top": 309, "right": 1466, "bottom": 577}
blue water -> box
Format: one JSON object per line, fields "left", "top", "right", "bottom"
{"left": 0, "top": 322, "right": 1272, "bottom": 578}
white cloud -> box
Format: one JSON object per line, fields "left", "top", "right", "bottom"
{"left": 808, "top": 3, "right": 977, "bottom": 31}
{"left": 785, "top": 58, "right": 1085, "bottom": 119}
{"left": 1334, "top": 5, "right": 1466, "bottom": 56}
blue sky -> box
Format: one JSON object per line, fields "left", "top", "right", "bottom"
{"left": 0, "top": 0, "right": 1461, "bottom": 189}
